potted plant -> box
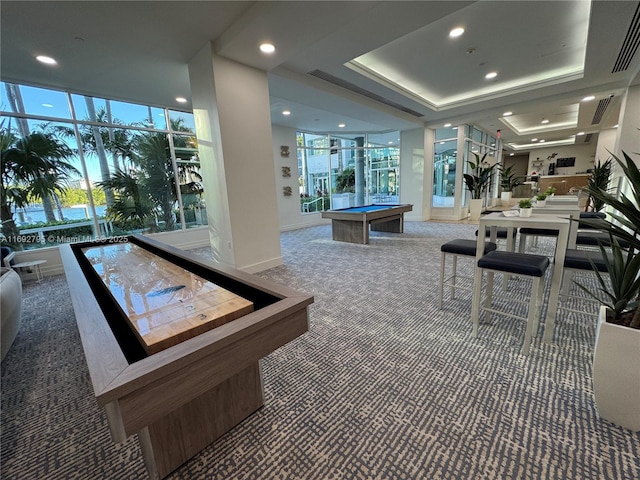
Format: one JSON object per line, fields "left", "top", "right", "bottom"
{"left": 585, "top": 158, "right": 613, "bottom": 212}
{"left": 535, "top": 193, "right": 547, "bottom": 207}
{"left": 463, "top": 152, "right": 496, "bottom": 220}
{"left": 576, "top": 148, "right": 640, "bottom": 432}
{"left": 499, "top": 165, "right": 523, "bottom": 205}
{"left": 545, "top": 186, "right": 556, "bottom": 197}
{"left": 518, "top": 198, "right": 533, "bottom": 217}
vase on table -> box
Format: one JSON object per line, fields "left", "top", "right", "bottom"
{"left": 519, "top": 208, "right": 533, "bottom": 217}
{"left": 469, "top": 199, "right": 483, "bottom": 221}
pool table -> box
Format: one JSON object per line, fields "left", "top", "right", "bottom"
{"left": 321, "top": 204, "right": 413, "bottom": 244}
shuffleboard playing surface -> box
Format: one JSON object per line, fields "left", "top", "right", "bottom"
{"left": 81, "top": 242, "right": 254, "bottom": 354}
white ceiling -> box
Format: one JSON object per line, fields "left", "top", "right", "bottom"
{"left": 1, "top": 1, "right": 639, "bottom": 154}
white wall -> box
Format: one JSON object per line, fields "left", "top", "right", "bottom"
{"left": 527, "top": 143, "right": 596, "bottom": 176}
{"left": 616, "top": 84, "right": 640, "bottom": 165}
{"left": 595, "top": 128, "right": 618, "bottom": 164}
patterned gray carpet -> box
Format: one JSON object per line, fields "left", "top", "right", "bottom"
{"left": 1, "top": 221, "right": 639, "bottom": 479}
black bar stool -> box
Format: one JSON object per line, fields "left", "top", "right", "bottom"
{"left": 439, "top": 239, "right": 497, "bottom": 309}
{"left": 558, "top": 248, "right": 609, "bottom": 316}
{"left": 472, "top": 251, "right": 550, "bottom": 355}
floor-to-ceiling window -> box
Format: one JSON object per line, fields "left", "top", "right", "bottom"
{"left": 297, "top": 130, "right": 400, "bottom": 212}
{"left": 432, "top": 126, "right": 459, "bottom": 208}
{"left": 1, "top": 81, "right": 203, "bottom": 250}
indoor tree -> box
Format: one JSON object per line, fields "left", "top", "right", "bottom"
{"left": 1, "top": 129, "right": 79, "bottom": 248}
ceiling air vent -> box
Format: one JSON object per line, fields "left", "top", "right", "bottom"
{"left": 591, "top": 96, "right": 613, "bottom": 125}
{"left": 612, "top": 2, "right": 640, "bottom": 73}
{"left": 307, "top": 69, "right": 424, "bottom": 118}
{"left": 583, "top": 133, "right": 593, "bottom": 143}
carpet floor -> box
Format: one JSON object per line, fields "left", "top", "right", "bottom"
{"left": 1, "top": 221, "right": 638, "bottom": 479}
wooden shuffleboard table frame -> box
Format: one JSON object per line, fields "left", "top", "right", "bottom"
{"left": 321, "top": 203, "right": 413, "bottom": 244}
{"left": 61, "top": 235, "right": 313, "bottom": 479}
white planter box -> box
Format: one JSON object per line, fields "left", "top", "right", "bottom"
{"left": 593, "top": 306, "right": 640, "bottom": 431}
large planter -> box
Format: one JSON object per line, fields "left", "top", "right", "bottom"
{"left": 469, "top": 198, "right": 483, "bottom": 221}
{"left": 593, "top": 306, "right": 640, "bottom": 431}
{"left": 500, "top": 191, "right": 512, "bottom": 206}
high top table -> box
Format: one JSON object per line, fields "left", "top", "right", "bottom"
{"left": 511, "top": 203, "right": 581, "bottom": 248}
{"left": 472, "top": 212, "right": 572, "bottom": 347}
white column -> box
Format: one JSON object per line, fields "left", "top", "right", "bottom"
{"left": 188, "top": 43, "right": 282, "bottom": 272}
{"left": 400, "top": 128, "right": 428, "bottom": 221}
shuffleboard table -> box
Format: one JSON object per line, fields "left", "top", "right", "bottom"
{"left": 321, "top": 203, "right": 413, "bottom": 244}
{"left": 61, "top": 235, "right": 313, "bottom": 479}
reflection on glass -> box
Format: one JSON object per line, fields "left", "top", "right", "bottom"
{"left": 1, "top": 82, "right": 71, "bottom": 119}
{"left": 1, "top": 82, "right": 202, "bottom": 251}
{"left": 433, "top": 139, "right": 457, "bottom": 208}
{"left": 71, "top": 94, "right": 167, "bottom": 129}
{"left": 297, "top": 131, "right": 401, "bottom": 212}
{"left": 174, "top": 134, "right": 206, "bottom": 227}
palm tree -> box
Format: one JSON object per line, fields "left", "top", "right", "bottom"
{"left": 1, "top": 130, "right": 79, "bottom": 248}
{"left": 98, "top": 131, "right": 177, "bottom": 232}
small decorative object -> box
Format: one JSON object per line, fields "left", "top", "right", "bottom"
{"left": 518, "top": 198, "right": 533, "bottom": 217}
{"left": 283, "top": 186, "right": 292, "bottom": 197}
{"left": 280, "top": 145, "right": 290, "bottom": 157}
{"left": 535, "top": 193, "right": 547, "bottom": 207}
{"left": 281, "top": 166, "right": 291, "bottom": 178}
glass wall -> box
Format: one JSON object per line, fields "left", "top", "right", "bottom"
{"left": 1, "top": 81, "right": 204, "bottom": 250}
{"left": 297, "top": 130, "right": 400, "bottom": 212}
{"left": 433, "top": 126, "right": 459, "bottom": 208}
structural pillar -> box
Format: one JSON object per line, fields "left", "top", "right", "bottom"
{"left": 188, "top": 43, "right": 282, "bottom": 272}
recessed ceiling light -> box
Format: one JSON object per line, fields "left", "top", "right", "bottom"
{"left": 509, "top": 153, "right": 514, "bottom": 156}
{"left": 531, "top": 138, "right": 538, "bottom": 142}
{"left": 282, "top": 110, "right": 291, "bottom": 116}
{"left": 541, "top": 119, "right": 549, "bottom": 124}
{"left": 36, "top": 55, "right": 57, "bottom": 65}
{"left": 485, "top": 71, "right": 498, "bottom": 79}
{"left": 576, "top": 131, "right": 585, "bottom": 136}
{"left": 338, "top": 123, "right": 346, "bottom": 128}
{"left": 503, "top": 111, "right": 513, "bottom": 117}
{"left": 582, "top": 95, "right": 595, "bottom": 101}
{"left": 175, "top": 97, "right": 187, "bottom": 103}
{"left": 449, "top": 27, "right": 465, "bottom": 38}
{"left": 444, "top": 123, "right": 451, "bottom": 128}
{"left": 452, "top": 126, "right": 458, "bottom": 130}
{"left": 259, "top": 43, "right": 276, "bottom": 54}
{"left": 539, "top": 139, "right": 546, "bottom": 143}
